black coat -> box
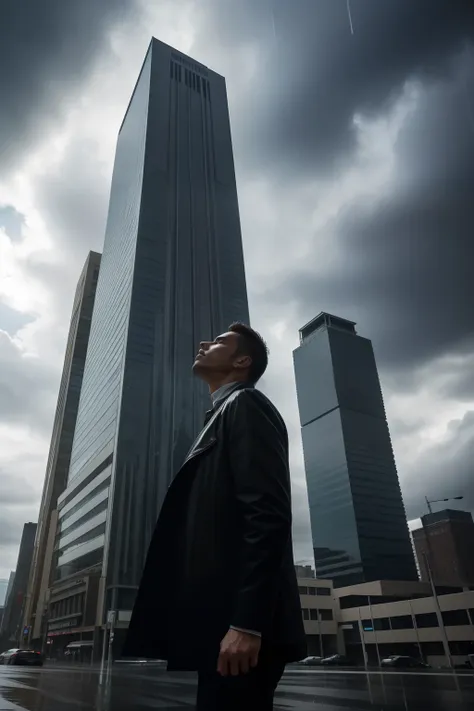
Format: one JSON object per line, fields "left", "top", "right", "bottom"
{"left": 122, "top": 382, "right": 306, "bottom": 671}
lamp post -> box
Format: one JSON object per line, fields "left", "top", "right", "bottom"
{"left": 424, "top": 496, "right": 463, "bottom": 515}
{"left": 422, "top": 495, "right": 462, "bottom": 669}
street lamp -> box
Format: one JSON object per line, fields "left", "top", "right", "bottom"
{"left": 424, "top": 496, "right": 463, "bottom": 515}
{"left": 422, "top": 494, "right": 463, "bottom": 669}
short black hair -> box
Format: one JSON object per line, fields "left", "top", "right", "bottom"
{"left": 228, "top": 322, "right": 269, "bottom": 384}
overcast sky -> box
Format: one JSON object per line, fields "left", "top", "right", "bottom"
{"left": 1, "top": 0, "right": 474, "bottom": 577}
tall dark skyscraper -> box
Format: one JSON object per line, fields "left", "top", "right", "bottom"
{"left": 293, "top": 312, "right": 417, "bottom": 587}
{"left": 23, "top": 251, "right": 101, "bottom": 645}
{"left": 50, "top": 37, "right": 249, "bottom": 643}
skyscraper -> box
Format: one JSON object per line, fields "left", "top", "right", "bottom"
{"left": 49, "top": 38, "right": 249, "bottom": 650}
{"left": 23, "top": 251, "right": 101, "bottom": 644}
{"left": 1, "top": 523, "right": 36, "bottom": 643}
{"left": 293, "top": 312, "right": 417, "bottom": 587}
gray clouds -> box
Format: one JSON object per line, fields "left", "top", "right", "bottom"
{"left": 0, "top": 0, "right": 137, "bottom": 174}
{"left": 2, "top": 0, "right": 474, "bottom": 571}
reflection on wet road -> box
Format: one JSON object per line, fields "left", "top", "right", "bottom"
{"left": 0, "top": 663, "right": 473, "bottom": 710}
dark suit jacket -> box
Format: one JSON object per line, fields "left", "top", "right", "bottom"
{"left": 122, "top": 382, "right": 306, "bottom": 670}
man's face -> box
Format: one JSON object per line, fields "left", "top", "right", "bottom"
{"left": 193, "top": 331, "right": 242, "bottom": 377}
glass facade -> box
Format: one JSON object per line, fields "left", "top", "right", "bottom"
{"left": 23, "top": 251, "right": 101, "bottom": 634}
{"left": 53, "top": 39, "right": 249, "bottom": 610}
{"left": 294, "top": 313, "right": 417, "bottom": 587}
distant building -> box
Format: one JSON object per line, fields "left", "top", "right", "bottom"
{"left": 23, "top": 251, "right": 101, "bottom": 648}
{"left": 1, "top": 524, "right": 36, "bottom": 643}
{"left": 412, "top": 509, "right": 474, "bottom": 587}
{"left": 293, "top": 312, "right": 417, "bottom": 587}
{"left": 0, "top": 579, "right": 8, "bottom": 607}
{"left": 295, "top": 564, "right": 316, "bottom": 579}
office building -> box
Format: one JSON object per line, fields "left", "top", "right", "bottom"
{"left": 23, "top": 252, "right": 101, "bottom": 646}
{"left": 48, "top": 37, "right": 249, "bottom": 656}
{"left": 412, "top": 509, "right": 474, "bottom": 587}
{"left": 335, "top": 579, "right": 474, "bottom": 667}
{"left": 1, "top": 523, "right": 36, "bottom": 643}
{"left": 293, "top": 312, "right": 417, "bottom": 587}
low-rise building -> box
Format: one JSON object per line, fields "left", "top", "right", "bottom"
{"left": 297, "top": 577, "right": 343, "bottom": 657}
{"left": 334, "top": 580, "right": 474, "bottom": 667}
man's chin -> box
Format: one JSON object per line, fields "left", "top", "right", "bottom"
{"left": 192, "top": 359, "right": 204, "bottom": 373}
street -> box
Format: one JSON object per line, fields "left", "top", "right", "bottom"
{"left": 1, "top": 663, "right": 474, "bottom": 710}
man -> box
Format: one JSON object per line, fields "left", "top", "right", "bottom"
{"left": 123, "top": 323, "right": 306, "bottom": 709}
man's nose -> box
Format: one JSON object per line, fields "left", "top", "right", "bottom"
{"left": 200, "top": 341, "right": 210, "bottom": 351}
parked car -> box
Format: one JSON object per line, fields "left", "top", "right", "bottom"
{"left": 298, "top": 656, "right": 323, "bottom": 666}
{"left": 321, "top": 654, "right": 350, "bottom": 666}
{"left": 2, "top": 649, "right": 44, "bottom": 666}
{"left": 380, "top": 655, "right": 429, "bottom": 669}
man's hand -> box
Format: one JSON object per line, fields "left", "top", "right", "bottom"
{"left": 217, "top": 628, "right": 261, "bottom": 676}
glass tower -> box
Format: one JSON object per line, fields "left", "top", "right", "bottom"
{"left": 52, "top": 38, "right": 249, "bottom": 619}
{"left": 293, "top": 312, "right": 417, "bottom": 587}
{"left": 23, "top": 251, "right": 101, "bottom": 643}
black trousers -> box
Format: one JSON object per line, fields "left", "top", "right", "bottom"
{"left": 196, "top": 649, "right": 286, "bottom": 711}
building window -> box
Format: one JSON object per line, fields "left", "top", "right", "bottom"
{"left": 316, "top": 587, "right": 331, "bottom": 596}
{"left": 309, "top": 587, "right": 316, "bottom": 596}
{"left": 302, "top": 609, "right": 309, "bottom": 620}
{"left": 310, "top": 609, "right": 319, "bottom": 621}
{"left": 319, "top": 609, "right": 333, "bottom": 621}
{"left": 415, "top": 612, "right": 438, "bottom": 628}
{"left": 390, "top": 615, "right": 414, "bottom": 630}
{"left": 298, "top": 586, "right": 308, "bottom": 595}
{"left": 442, "top": 609, "right": 469, "bottom": 626}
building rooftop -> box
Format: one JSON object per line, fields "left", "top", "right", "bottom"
{"left": 299, "top": 312, "right": 357, "bottom": 344}
{"left": 418, "top": 509, "right": 473, "bottom": 529}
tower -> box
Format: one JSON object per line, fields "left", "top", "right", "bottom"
{"left": 50, "top": 38, "right": 249, "bottom": 645}
{"left": 293, "top": 312, "right": 417, "bottom": 586}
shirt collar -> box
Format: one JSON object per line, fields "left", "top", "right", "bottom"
{"left": 210, "top": 381, "right": 253, "bottom": 409}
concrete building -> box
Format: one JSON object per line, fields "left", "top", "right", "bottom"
{"left": 295, "top": 576, "right": 474, "bottom": 667}
{"left": 335, "top": 580, "right": 474, "bottom": 667}
{"left": 298, "top": 576, "right": 341, "bottom": 657}
{"left": 1, "top": 524, "right": 36, "bottom": 643}
{"left": 47, "top": 37, "right": 249, "bottom": 659}
{"left": 23, "top": 251, "right": 101, "bottom": 649}
{"left": 412, "top": 509, "right": 474, "bottom": 587}
{"left": 293, "top": 312, "right": 417, "bottom": 587}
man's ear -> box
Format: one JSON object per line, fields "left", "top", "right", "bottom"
{"left": 234, "top": 354, "right": 252, "bottom": 371}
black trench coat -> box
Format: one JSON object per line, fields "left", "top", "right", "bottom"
{"left": 121, "top": 382, "right": 306, "bottom": 671}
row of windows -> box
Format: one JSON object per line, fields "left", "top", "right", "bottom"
{"left": 298, "top": 585, "right": 331, "bottom": 596}
{"left": 361, "top": 609, "right": 473, "bottom": 631}
{"left": 50, "top": 592, "right": 85, "bottom": 621}
{"left": 170, "top": 61, "right": 211, "bottom": 99}
{"left": 302, "top": 608, "right": 334, "bottom": 621}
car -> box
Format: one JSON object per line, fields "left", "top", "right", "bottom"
{"left": 321, "top": 654, "right": 350, "bottom": 666}
{"left": 380, "top": 655, "right": 429, "bottom": 669}
{"left": 2, "top": 649, "right": 44, "bottom": 666}
{"left": 0, "top": 649, "right": 19, "bottom": 665}
{"left": 298, "top": 656, "right": 323, "bottom": 666}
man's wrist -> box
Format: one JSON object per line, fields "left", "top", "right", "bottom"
{"left": 230, "top": 625, "right": 261, "bottom": 638}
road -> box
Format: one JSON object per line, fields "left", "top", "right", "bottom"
{"left": 0, "top": 663, "right": 473, "bottom": 710}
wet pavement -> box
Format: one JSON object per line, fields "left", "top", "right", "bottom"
{"left": 0, "top": 662, "right": 473, "bottom": 710}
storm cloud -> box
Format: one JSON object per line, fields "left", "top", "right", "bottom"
{"left": 1, "top": 0, "right": 474, "bottom": 573}
{"left": 0, "top": 0, "right": 138, "bottom": 175}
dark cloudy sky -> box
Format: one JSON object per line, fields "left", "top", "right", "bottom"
{"left": 1, "top": 0, "right": 474, "bottom": 576}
